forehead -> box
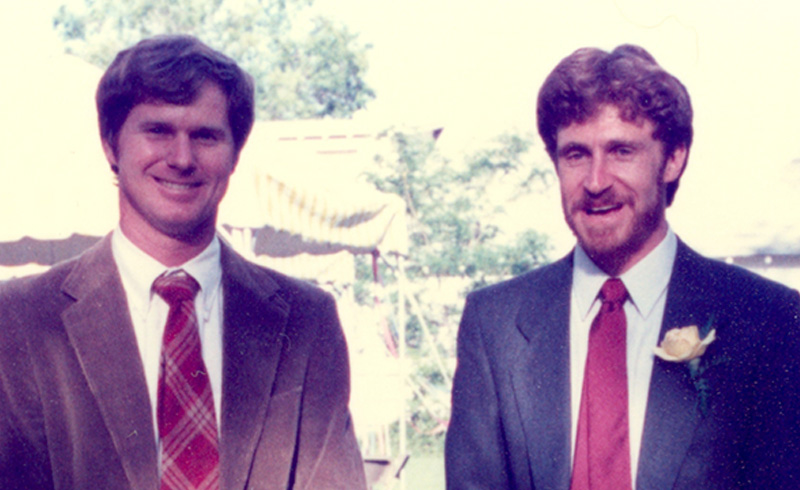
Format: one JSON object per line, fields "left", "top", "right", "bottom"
{"left": 127, "top": 82, "right": 230, "bottom": 127}
{"left": 556, "top": 104, "right": 655, "bottom": 147}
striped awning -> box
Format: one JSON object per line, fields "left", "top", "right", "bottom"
{"left": 219, "top": 120, "right": 411, "bottom": 257}
{"left": 248, "top": 174, "right": 406, "bottom": 256}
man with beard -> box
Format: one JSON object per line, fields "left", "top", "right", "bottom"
{"left": 0, "top": 35, "right": 365, "bottom": 489}
{"left": 446, "top": 44, "right": 800, "bottom": 489}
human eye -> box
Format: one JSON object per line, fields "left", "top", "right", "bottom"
{"left": 560, "top": 148, "right": 588, "bottom": 167}
{"left": 192, "top": 128, "right": 224, "bottom": 145}
{"left": 143, "top": 123, "right": 173, "bottom": 138}
{"left": 611, "top": 144, "right": 635, "bottom": 160}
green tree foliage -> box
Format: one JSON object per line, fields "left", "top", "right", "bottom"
{"left": 363, "top": 130, "right": 554, "bottom": 454}
{"left": 371, "top": 130, "right": 553, "bottom": 287}
{"left": 53, "top": 0, "right": 374, "bottom": 120}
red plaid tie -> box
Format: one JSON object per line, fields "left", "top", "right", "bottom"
{"left": 154, "top": 270, "right": 220, "bottom": 490}
{"left": 571, "top": 278, "right": 632, "bottom": 490}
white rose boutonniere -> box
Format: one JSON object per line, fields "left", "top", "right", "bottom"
{"left": 654, "top": 325, "right": 716, "bottom": 366}
{"left": 654, "top": 321, "right": 721, "bottom": 416}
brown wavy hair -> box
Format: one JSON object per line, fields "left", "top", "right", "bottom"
{"left": 537, "top": 44, "right": 692, "bottom": 205}
{"left": 97, "top": 34, "right": 255, "bottom": 157}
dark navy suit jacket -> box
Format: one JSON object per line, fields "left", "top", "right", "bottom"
{"left": 446, "top": 240, "right": 800, "bottom": 489}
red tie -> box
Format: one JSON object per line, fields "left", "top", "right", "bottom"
{"left": 570, "top": 278, "right": 632, "bottom": 490}
{"left": 154, "top": 271, "right": 220, "bottom": 490}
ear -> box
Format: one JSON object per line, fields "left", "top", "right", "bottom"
{"left": 102, "top": 139, "right": 119, "bottom": 174}
{"left": 231, "top": 133, "right": 251, "bottom": 173}
{"left": 663, "top": 145, "right": 688, "bottom": 183}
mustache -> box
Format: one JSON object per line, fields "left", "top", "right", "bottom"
{"left": 572, "top": 192, "right": 628, "bottom": 212}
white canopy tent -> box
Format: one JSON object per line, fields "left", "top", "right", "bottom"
{"left": 219, "top": 119, "right": 408, "bottom": 281}
{"left": 0, "top": 49, "right": 115, "bottom": 278}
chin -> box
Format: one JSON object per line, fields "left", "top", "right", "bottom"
{"left": 157, "top": 217, "right": 215, "bottom": 242}
{"left": 575, "top": 227, "right": 627, "bottom": 255}
{"left": 581, "top": 242, "right": 624, "bottom": 261}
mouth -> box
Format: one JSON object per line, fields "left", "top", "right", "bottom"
{"left": 154, "top": 176, "right": 202, "bottom": 191}
{"left": 584, "top": 203, "right": 623, "bottom": 215}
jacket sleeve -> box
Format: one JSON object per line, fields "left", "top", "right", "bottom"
{"left": 0, "top": 286, "right": 55, "bottom": 489}
{"left": 445, "top": 293, "right": 515, "bottom": 489}
{"left": 291, "top": 293, "right": 367, "bottom": 490}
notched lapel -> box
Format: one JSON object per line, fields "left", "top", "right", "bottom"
{"left": 60, "top": 237, "right": 158, "bottom": 490}
{"left": 511, "top": 257, "right": 573, "bottom": 490}
{"left": 219, "top": 247, "right": 290, "bottom": 489}
{"left": 636, "top": 243, "right": 712, "bottom": 490}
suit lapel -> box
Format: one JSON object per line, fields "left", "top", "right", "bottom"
{"left": 511, "top": 255, "right": 573, "bottom": 489}
{"left": 218, "top": 245, "right": 289, "bottom": 489}
{"left": 60, "top": 236, "right": 159, "bottom": 490}
{"left": 636, "top": 242, "right": 713, "bottom": 489}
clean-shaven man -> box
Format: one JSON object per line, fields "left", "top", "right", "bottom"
{"left": 0, "top": 35, "right": 366, "bottom": 489}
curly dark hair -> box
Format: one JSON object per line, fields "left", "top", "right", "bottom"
{"left": 96, "top": 34, "right": 255, "bottom": 156}
{"left": 537, "top": 44, "right": 692, "bottom": 205}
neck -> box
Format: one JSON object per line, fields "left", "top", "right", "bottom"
{"left": 589, "top": 224, "right": 669, "bottom": 277}
{"left": 119, "top": 222, "right": 214, "bottom": 267}
{"left": 590, "top": 250, "right": 636, "bottom": 277}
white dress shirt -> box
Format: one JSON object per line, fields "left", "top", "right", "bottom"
{"left": 111, "top": 227, "right": 224, "bottom": 439}
{"left": 569, "top": 229, "right": 677, "bottom": 486}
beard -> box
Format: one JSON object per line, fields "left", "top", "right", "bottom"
{"left": 563, "top": 177, "right": 668, "bottom": 272}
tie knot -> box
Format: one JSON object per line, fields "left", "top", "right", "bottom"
{"left": 600, "top": 278, "right": 627, "bottom": 306}
{"left": 153, "top": 270, "right": 200, "bottom": 306}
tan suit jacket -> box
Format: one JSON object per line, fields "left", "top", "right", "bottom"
{"left": 0, "top": 235, "right": 366, "bottom": 489}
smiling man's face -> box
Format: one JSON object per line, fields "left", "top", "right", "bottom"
{"left": 103, "top": 81, "right": 237, "bottom": 247}
{"left": 555, "top": 104, "right": 686, "bottom": 275}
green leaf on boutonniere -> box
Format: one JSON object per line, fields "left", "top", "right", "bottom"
{"left": 654, "top": 314, "right": 722, "bottom": 417}
{"left": 698, "top": 313, "right": 716, "bottom": 339}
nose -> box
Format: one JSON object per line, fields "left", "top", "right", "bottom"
{"left": 584, "top": 155, "right": 613, "bottom": 195}
{"left": 167, "top": 134, "right": 195, "bottom": 171}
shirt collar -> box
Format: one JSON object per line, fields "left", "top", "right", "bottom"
{"left": 572, "top": 229, "right": 677, "bottom": 320}
{"left": 111, "top": 227, "right": 222, "bottom": 316}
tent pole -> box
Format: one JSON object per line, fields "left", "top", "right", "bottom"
{"left": 396, "top": 253, "right": 407, "bottom": 489}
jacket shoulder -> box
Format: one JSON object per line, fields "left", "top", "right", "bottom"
{"left": 466, "top": 253, "right": 573, "bottom": 308}
{"left": 220, "top": 244, "right": 334, "bottom": 310}
{"left": 0, "top": 258, "right": 80, "bottom": 316}
{"left": 675, "top": 243, "right": 799, "bottom": 307}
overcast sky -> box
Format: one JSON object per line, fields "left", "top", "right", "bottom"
{"left": 4, "top": 0, "right": 800, "bottom": 258}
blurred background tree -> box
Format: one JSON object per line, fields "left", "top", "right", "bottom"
{"left": 369, "top": 130, "right": 552, "bottom": 287}
{"left": 53, "top": 0, "right": 374, "bottom": 120}
{"left": 361, "top": 129, "right": 554, "bottom": 457}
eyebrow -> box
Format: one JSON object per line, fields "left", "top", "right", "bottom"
{"left": 190, "top": 126, "right": 228, "bottom": 138}
{"left": 556, "top": 142, "right": 589, "bottom": 157}
{"left": 138, "top": 120, "right": 172, "bottom": 128}
{"left": 557, "top": 138, "right": 646, "bottom": 156}
{"left": 137, "top": 120, "right": 229, "bottom": 137}
{"left": 603, "top": 138, "right": 644, "bottom": 150}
